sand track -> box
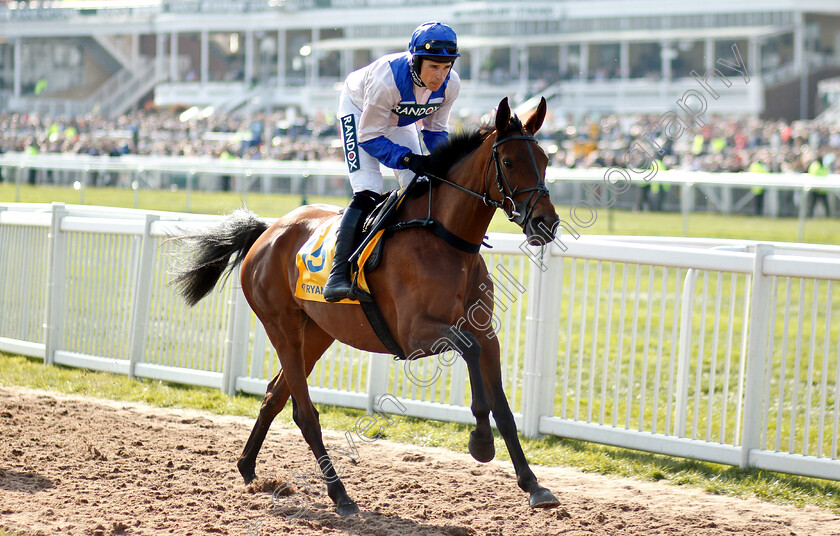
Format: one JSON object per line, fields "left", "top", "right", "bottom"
{"left": 0, "top": 387, "right": 838, "bottom": 536}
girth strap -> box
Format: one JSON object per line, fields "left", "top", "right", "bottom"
{"left": 359, "top": 301, "right": 406, "bottom": 359}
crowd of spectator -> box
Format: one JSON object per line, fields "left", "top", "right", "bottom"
{"left": 0, "top": 108, "right": 343, "bottom": 162}
{"left": 542, "top": 112, "right": 840, "bottom": 216}
{"left": 547, "top": 113, "right": 840, "bottom": 176}
{"left": 2, "top": 107, "right": 837, "bottom": 216}
{"left": 2, "top": 108, "right": 837, "bottom": 178}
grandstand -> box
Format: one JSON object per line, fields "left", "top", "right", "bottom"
{"left": 1, "top": 0, "right": 839, "bottom": 121}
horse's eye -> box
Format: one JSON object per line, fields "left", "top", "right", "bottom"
{"left": 503, "top": 158, "right": 513, "bottom": 168}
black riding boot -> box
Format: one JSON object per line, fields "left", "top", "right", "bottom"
{"left": 323, "top": 206, "right": 365, "bottom": 302}
{"left": 324, "top": 188, "right": 384, "bottom": 302}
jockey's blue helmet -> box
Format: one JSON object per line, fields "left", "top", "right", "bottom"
{"left": 408, "top": 22, "right": 460, "bottom": 62}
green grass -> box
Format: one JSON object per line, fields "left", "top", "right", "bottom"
{"left": 0, "top": 183, "right": 345, "bottom": 221}
{"left": 4, "top": 182, "right": 840, "bottom": 243}
{"left": 2, "top": 352, "right": 840, "bottom": 513}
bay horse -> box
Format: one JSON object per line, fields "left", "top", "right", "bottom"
{"left": 172, "top": 97, "right": 561, "bottom": 516}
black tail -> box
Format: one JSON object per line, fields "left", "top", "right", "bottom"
{"left": 169, "top": 208, "right": 268, "bottom": 306}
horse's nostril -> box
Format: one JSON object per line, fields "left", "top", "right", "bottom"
{"left": 530, "top": 215, "right": 555, "bottom": 238}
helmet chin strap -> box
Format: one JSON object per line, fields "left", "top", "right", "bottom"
{"left": 410, "top": 59, "right": 426, "bottom": 88}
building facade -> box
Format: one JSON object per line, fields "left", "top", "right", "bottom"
{"left": 1, "top": 0, "right": 839, "bottom": 119}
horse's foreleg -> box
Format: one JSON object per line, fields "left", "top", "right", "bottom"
{"left": 452, "top": 327, "right": 495, "bottom": 463}
{"left": 490, "top": 385, "right": 559, "bottom": 508}
{"left": 479, "top": 338, "right": 560, "bottom": 509}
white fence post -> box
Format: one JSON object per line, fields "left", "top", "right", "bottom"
{"left": 128, "top": 214, "right": 159, "bottom": 378}
{"left": 681, "top": 183, "right": 693, "bottom": 235}
{"left": 43, "top": 202, "right": 67, "bottom": 366}
{"left": 14, "top": 166, "right": 23, "bottom": 202}
{"left": 0, "top": 207, "right": 6, "bottom": 334}
{"left": 674, "top": 268, "right": 698, "bottom": 437}
{"left": 741, "top": 244, "right": 773, "bottom": 469}
{"left": 448, "top": 354, "right": 467, "bottom": 407}
{"left": 366, "top": 353, "right": 391, "bottom": 414}
{"left": 249, "top": 320, "right": 267, "bottom": 380}
{"left": 535, "top": 249, "right": 563, "bottom": 436}
{"left": 222, "top": 264, "right": 251, "bottom": 395}
{"left": 522, "top": 246, "right": 562, "bottom": 438}
{"left": 797, "top": 187, "right": 808, "bottom": 243}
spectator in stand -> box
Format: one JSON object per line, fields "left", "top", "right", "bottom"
{"left": 807, "top": 155, "right": 831, "bottom": 217}
{"left": 747, "top": 155, "right": 770, "bottom": 216}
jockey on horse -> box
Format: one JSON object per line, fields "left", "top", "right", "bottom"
{"left": 323, "top": 21, "right": 461, "bottom": 302}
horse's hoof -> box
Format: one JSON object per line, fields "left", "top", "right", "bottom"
{"left": 468, "top": 430, "right": 495, "bottom": 463}
{"left": 529, "top": 487, "right": 560, "bottom": 508}
{"left": 336, "top": 499, "right": 360, "bottom": 517}
{"left": 237, "top": 459, "right": 256, "bottom": 484}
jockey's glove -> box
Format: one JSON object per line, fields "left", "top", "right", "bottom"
{"left": 402, "top": 153, "right": 433, "bottom": 176}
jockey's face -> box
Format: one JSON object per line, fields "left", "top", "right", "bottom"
{"left": 418, "top": 59, "right": 453, "bottom": 91}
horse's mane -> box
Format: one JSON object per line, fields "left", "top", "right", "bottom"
{"left": 425, "top": 116, "right": 524, "bottom": 181}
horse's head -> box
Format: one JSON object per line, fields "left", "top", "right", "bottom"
{"left": 489, "top": 97, "right": 559, "bottom": 246}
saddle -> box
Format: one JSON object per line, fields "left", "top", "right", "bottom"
{"left": 351, "top": 189, "right": 403, "bottom": 275}
{"left": 294, "top": 188, "right": 407, "bottom": 307}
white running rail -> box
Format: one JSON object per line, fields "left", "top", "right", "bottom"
{"left": 2, "top": 202, "right": 840, "bottom": 481}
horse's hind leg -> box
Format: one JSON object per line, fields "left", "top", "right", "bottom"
{"left": 236, "top": 316, "right": 334, "bottom": 484}
{"left": 255, "top": 315, "right": 358, "bottom": 516}
{"left": 237, "top": 368, "right": 291, "bottom": 483}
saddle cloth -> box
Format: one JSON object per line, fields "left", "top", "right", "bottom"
{"left": 295, "top": 190, "right": 408, "bottom": 304}
{"left": 294, "top": 213, "right": 385, "bottom": 304}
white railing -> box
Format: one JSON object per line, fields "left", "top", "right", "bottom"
{"left": 534, "top": 237, "right": 840, "bottom": 480}
{"left": 2, "top": 202, "right": 840, "bottom": 481}
{"left": 4, "top": 153, "right": 840, "bottom": 240}
{"left": 87, "top": 58, "right": 159, "bottom": 117}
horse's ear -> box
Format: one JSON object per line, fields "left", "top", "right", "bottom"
{"left": 524, "top": 97, "right": 547, "bottom": 134}
{"left": 495, "top": 97, "right": 511, "bottom": 134}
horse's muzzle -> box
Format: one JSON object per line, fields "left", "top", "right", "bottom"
{"left": 524, "top": 213, "right": 558, "bottom": 246}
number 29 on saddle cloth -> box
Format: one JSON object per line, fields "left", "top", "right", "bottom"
{"left": 294, "top": 214, "right": 383, "bottom": 304}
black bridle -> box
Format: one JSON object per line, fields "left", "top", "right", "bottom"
{"left": 430, "top": 132, "right": 550, "bottom": 231}
{"left": 488, "top": 134, "right": 550, "bottom": 228}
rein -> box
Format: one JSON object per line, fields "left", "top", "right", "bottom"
{"left": 427, "top": 132, "right": 549, "bottom": 228}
